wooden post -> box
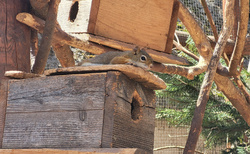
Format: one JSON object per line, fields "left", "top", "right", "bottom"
{"left": 0, "top": 0, "right": 31, "bottom": 148}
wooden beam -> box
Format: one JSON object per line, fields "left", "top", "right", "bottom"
{"left": 44, "top": 65, "right": 167, "bottom": 90}
{"left": 0, "top": 0, "right": 30, "bottom": 146}
{"left": 0, "top": 148, "right": 147, "bottom": 154}
{"left": 164, "top": 0, "right": 180, "bottom": 53}
{"left": 16, "top": 13, "right": 190, "bottom": 65}
{"left": 0, "top": 80, "right": 8, "bottom": 148}
{"left": 88, "top": 35, "right": 190, "bottom": 65}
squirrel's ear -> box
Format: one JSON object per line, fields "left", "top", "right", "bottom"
{"left": 133, "top": 46, "right": 140, "bottom": 55}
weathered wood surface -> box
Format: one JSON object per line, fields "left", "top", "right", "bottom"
{"left": 0, "top": 0, "right": 30, "bottom": 79}
{"left": 4, "top": 71, "right": 43, "bottom": 79}
{"left": 44, "top": 65, "right": 167, "bottom": 90}
{"left": 3, "top": 72, "right": 156, "bottom": 153}
{"left": 0, "top": 148, "right": 147, "bottom": 154}
{"left": 0, "top": 80, "right": 8, "bottom": 148}
{"left": 90, "top": 0, "right": 174, "bottom": 51}
{"left": 0, "top": 0, "right": 30, "bottom": 148}
{"left": 102, "top": 72, "right": 155, "bottom": 153}
{"left": 3, "top": 74, "right": 106, "bottom": 148}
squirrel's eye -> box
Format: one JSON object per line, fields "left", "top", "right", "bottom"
{"left": 140, "top": 55, "right": 147, "bottom": 62}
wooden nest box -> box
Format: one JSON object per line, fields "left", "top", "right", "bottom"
{"left": 2, "top": 66, "right": 166, "bottom": 153}
{"left": 58, "top": 0, "right": 178, "bottom": 53}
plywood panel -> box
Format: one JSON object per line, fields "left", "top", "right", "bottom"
{"left": 93, "top": 0, "right": 174, "bottom": 51}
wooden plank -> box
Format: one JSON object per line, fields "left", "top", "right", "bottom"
{"left": 88, "top": 34, "right": 190, "bottom": 65}
{"left": 164, "top": 0, "right": 180, "bottom": 53}
{"left": 102, "top": 72, "right": 155, "bottom": 153}
{"left": 87, "top": 0, "right": 101, "bottom": 33}
{"left": 0, "top": 79, "right": 8, "bottom": 148}
{"left": 14, "top": 0, "right": 31, "bottom": 72}
{"left": 94, "top": 0, "right": 174, "bottom": 51}
{"left": 0, "top": 148, "right": 147, "bottom": 154}
{"left": 3, "top": 73, "right": 107, "bottom": 149}
{"left": 44, "top": 65, "right": 167, "bottom": 90}
{"left": 101, "top": 72, "right": 117, "bottom": 148}
{"left": 7, "top": 74, "right": 106, "bottom": 113}
{"left": 2, "top": 110, "right": 103, "bottom": 149}
{"left": 0, "top": 0, "right": 7, "bottom": 79}
{"left": 5, "top": 0, "right": 30, "bottom": 72}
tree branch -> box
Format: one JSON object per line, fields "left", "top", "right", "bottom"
{"left": 184, "top": 0, "right": 235, "bottom": 153}
{"left": 228, "top": 0, "right": 249, "bottom": 75}
{"left": 32, "top": 0, "right": 60, "bottom": 74}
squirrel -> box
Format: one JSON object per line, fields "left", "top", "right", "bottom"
{"left": 78, "top": 47, "right": 153, "bottom": 70}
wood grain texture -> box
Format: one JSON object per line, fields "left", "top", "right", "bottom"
{"left": 3, "top": 111, "right": 103, "bottom": 149}
{"left": 3, "top": 72, "right": 156, "bottom": 152}
{"left": 44, "top": 65, "right": 167, "bottom": 90}
{"left": 88, "top": 0, "right": 101, "bottom": 33}
{"left": 3, "top": 74, "right": 107, "bottom": 149}
{"left": 164, "top": 0, "right": 180, "bottom": 53}
{"left": 102, "top": 72, "right": 155, "bottom": 153}
{"left": 93, "top": 0, "right": 174, "bottom": 51}
{"left": 0, "top": 0, "right": 7, "bottom": 79}
{"left": 0, "top": 0, "right": 30, "bottom": 79}
{"left": 0, "top": 148, "right": 147, "bottom": 154}
{"left": 6, "top": 74, "right": 106, "bottom": 113}
{"left": 0, "top": 79, "right": 8, "bottom": 148}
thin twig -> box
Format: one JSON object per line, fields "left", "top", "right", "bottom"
{"left": 200, "top": 0, "right": 230, "bottom": 65}
{"left": 173, "top": 40, "right": 199, "bottom": 61}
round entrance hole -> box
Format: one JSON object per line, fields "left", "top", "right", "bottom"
{"left": 69, "top": 1, "right": 79, "bottom": 22}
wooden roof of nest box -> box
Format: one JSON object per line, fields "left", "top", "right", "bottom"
{"left": 58, "top": 0, "right": 178, "bottom": 53}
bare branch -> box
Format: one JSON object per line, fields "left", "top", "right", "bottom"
{"left": 32, "top": 0, "right": 60, "bottom": 74}
{"left": 184, "top": 0, "right": 235, "bottom": 153}
{"left": 16, "top": 13, "right": 110, "bottom": 55}
{"left": 200, "top": 0, "right": 218, "bottom": 41}
{"left": 173, "top": 40, "right": 199, "bottom": 61}
{"left": 229, "top": 0, "right": 249, "bottom": 75}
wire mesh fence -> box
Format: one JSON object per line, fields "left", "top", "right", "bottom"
{"left": 153, "top": 1, "right": 227, "bottom": 153}
{"left": 154, "top": 96, "right": 226, "bottom": 154}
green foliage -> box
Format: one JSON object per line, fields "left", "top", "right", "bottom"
{"left": 156, "top": 71, "right": 250, "bottom": 150}
{"left": 155, "top": 35, "right": 250, "bottom": 151}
